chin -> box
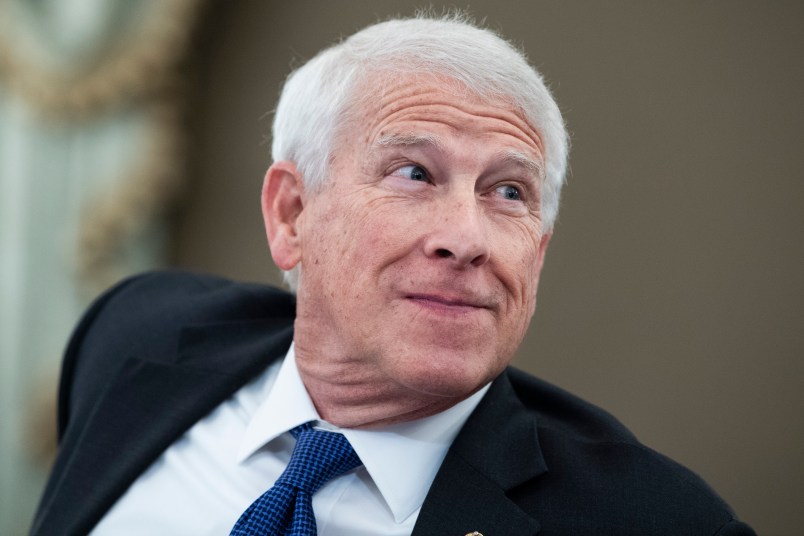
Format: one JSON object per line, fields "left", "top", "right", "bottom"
{"left": 391, "top": 350, "right": 503, "bottom": 400}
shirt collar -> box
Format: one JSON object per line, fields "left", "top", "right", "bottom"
{"left": 342, "top": 383, "right": 489, "bottom": 523}
{"left": 237, "top": 343, "right": 320, "bottom": 461}
{"left": 237, "top": 343, "right": 491, "bottom": 524}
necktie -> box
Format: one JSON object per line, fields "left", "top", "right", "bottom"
{"left": 230, "top": 422, "right": 362, "bottom": 536}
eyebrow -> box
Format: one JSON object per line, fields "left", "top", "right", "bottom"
{"left": 496, "top": 149, "right": 545, "bottom": 180}
{"left": 374, "top": 133, "right": 544, "bottom": 179}
{"left": 375, "top": 133, "right": 444, "bottom": 151}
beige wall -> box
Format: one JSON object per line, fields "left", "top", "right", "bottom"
{"left": 173, "top": 2, "right": 804, "bottom": 534}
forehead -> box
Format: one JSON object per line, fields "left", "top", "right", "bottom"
{"left": 338, "top": 74, "right": 545, "bottom": 162}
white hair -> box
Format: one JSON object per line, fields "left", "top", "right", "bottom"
{"left": 271, "top": 14, "right": 569, "bottom": 290}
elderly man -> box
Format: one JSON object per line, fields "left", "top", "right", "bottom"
{"left": 32, "top": 15, "right": 754, "bottom": 536}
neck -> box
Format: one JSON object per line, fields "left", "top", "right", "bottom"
{"left": 292, "top": 337, "right": 467, "bottom": 429}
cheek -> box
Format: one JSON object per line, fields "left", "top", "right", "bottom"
{"left": 494, "top": 221, "right": 543, "bottom": 286}
{"left": 352, "top": 201, "right": 425, "bottom": 263}
{"left": 493, "top": 226, "right": 543, "bottom": 335}
{"left": 308, "top": 201, "right": 415, "bottom": 293}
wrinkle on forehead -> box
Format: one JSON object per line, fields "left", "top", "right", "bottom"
{"left": 340, "top": 74, "right": 545, "bottom": 159}
{"left": 377, "top": 102, "right": 542, "bottom": 155}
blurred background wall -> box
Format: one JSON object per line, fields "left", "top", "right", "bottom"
{"left": 1, "top": 1, "right": 801, "bottom": 535}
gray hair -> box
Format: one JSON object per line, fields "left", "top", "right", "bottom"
{"left": 271, "top": 14, "right": 569, "bottom": 290}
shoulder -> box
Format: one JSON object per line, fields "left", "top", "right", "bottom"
{"left": 57, "top": 270, "right": 294, "bottom": 434}
{"left": 67, "top": 270, "right": 294, "bottom": 360}
{"left": 506, "top": 367, "right": 638, "bottom": 443}
{"left": 501, "top": 368, "right": 754, "bottom": 535}
{"left": 87, "top": 270, "right": 295, "bottom": 322}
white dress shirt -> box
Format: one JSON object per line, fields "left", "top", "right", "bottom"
{"left": 91, "top": 344, "right": 489, "bottom": 535}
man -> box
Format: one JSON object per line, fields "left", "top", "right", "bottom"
{"left": 32, "top": 15, "right": 755, "bottom": 536}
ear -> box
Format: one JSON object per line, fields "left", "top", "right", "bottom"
{"left": 531, "top": 232, "right": 552, "bottom": 298}
{"left": 536, "top": 232, "right": 551, "bottom": 273}
{"left": 262, "top": 161, "right": 304, "bottom": 271}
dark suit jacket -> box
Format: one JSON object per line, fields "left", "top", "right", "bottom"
{"left": 31, "top": 272, "right": 755, "bottom": 535}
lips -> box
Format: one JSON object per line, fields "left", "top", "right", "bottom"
{"left": 404, "top": 292, "right": 493, "bottom": 312}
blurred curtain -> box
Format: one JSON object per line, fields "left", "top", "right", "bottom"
{"left": 0, "top": 0, "right": 204, "bottom": 533}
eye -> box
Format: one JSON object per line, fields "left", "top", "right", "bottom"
{"left": 496, "top": 184, "right": 522, "bottom": 201}
{"left": 393, "top": 165, "right": 429, "bottom": 182}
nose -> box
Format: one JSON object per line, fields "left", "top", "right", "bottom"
{"left": 423, "top": 196, "right": 490, "bottom": 268}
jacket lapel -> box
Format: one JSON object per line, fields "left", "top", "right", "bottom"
{"left": 33, "top": 318, "right": 293, "bottom": 536}
{"left": 412, "top": 370, "right": 547, "bottom": 536}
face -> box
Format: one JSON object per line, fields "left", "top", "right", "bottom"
{"left": 273, "top": 76, "right": 551, "bottom": 402}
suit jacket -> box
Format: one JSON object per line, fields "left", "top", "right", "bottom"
{"left": 31, "top": 272, "right": 755, "bottom": 536}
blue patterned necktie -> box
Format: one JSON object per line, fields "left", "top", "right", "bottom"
{"left": 230, "top": 422, "right": 362, "bottom": 536}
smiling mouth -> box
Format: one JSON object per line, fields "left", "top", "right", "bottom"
{"left": 405, "top": 293, "right": 491, "bottom": 312}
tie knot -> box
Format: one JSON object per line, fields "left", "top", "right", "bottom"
{"left": 277, "top": 422, "right": 362, "bottom": 494}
